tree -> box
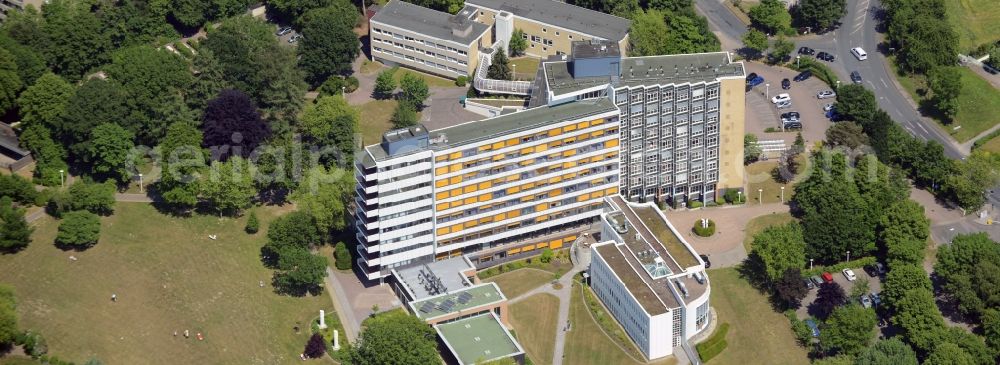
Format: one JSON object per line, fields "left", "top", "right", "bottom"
{"left": 509, "top": 29, "right": 527, "bottom": 56}
{"left": 748, "top": 0, "right": 791, "bottom": 34}
{"left": 202, "top": 89, "right": 271, "bottom": 160}
{"left": 105, "top": 45, "right": 194, "bottom": 144}
{"left": 18, "top": 124, "right": 67, "bottom": 186}
{"left": 36, "top": 0, "right": 112, "bottom": 79}
{"left": 820, "top": 304, "right": 876, "bottom": 356}
{"left": 86, "top": 123, "right": 136, "bottom": 184}
{"left": 399, "top": 73, "right": 430, "bottom": 108}
{"left": 927, "top": 66, "right": 962, "bottom": 119}
{"left": 629, "top": 10, "right": 669, "bottom": 56}
{"left": 925, "top": 342, "right": 975, "bottom": 365}
{"left": 16, "top": 72, "right": 73, "bottom": 130}
{"left": 59, "top": 78, "right": 129, "bottom": 158}
{"left": 741, "top": 29, "right": 769, "bottom": 58}
{"left": 374, "top": 68, "right": 397, "bottom": 99}
{"left": 304, "top": 332, "right": 327, "bottom": 358}
{"left": 0, "top": 285, "right": 17, "bottom": 345}
{"left": 811, "top": 282, "right": 846, "bottom": 319}
{"left": 391, "top": 100, "right": 420, "bottom": 129}
{"left": 770, "top": 36, "right": 795, "bottom": 62}
{"left": 834, "top": 84, "right": 878, "bottom": 124}
{"left": 795, "top": 0, "right": 847, "bottom": 31}
{"left": 293, "top": 166, "right": 354, "bottom": 237}
{"left": 982, "top": 309, "right": 1000, "bottom": 358}
{"left": 245, "top": 211, "right": 260, "bottom": 234}
{"left": 934, "top": 233, "right": 1000, "bottom": 319}
{"left": 56, "top": 210, "right": 101, "bottom": 247}
{"left": 775, "top": 268, "right": 808, "bottom": 309}
{"left": 266, "top": 0, "right": 342, "bottom": 20}
{"left": 188, "top": 49, "right": 231, "bottom": 112}
{"left": 99, "top": 0, "right": 177, "bottom": 47}
{"left": 749, "top": 223, "right": 805, "bottom": 283}
{"left": 487, "top": 48, "right": 512, "bottom": 80}
{"left": 938, "top": 326, "right": 993, "bottom": 365}
{"left": 68, "top": 181, "right": 117, "bottom": 216}
{"left": 201, "top": 157, "right": 256, "bottom": 215}
{"left": 298, "top": 3, "right": 361, "bottom": 86}
{"left": 157, "top": 122, "right": 205, "bottom": 211}
{"left": 744, "top": 133, "right": 762, "bottom": 164}
{"left": 987, "top": 46, "right": 1000, "bottom": 70}
{"left": 892, "top": 288, "right": 944, "bottom": 353}
{"left": 664, "top": 13, "right": 721, "bottom": 54}
{"left": 347, "top": 312, "right": 439, "bottom": 365}
{"left": 879, "top": 200, "right": 928, "bottom": 267}
{"left": 648, "top": 0, "right": 694, "bottom": 12}
{"left": 0, "top": 36, "right": 47, "bottom": 87}
{"left": 274, "top": 245, "right": 328, "bottom": 295}
{"left": 0, "top": 48, "right": 22, "bottom": 114}
{"left": 946, "top": 151, "right": 999, "bottom": 211}
{"left": 889, "top": 7, "right": 957, "bottom": 74}
{"left": 825, "top": 122, "right": 868, "bottom": 149}
{"left": 169, "top": 0, "right": 210, "bottom": 29}
{"left": 300, "top": 96, "right": 359, "bottom": 162}
{"left": 0, "top": 173, "right": 37, "bottom": 205}
{"left": 265, "top": 211, "right": 321, "bottom": 253}
{"left": 881, "top": 264, "right": 932, "bottom": 309}
{"left": 0, "top": 198, "right": 33, "bottom": 251}
{"left": 854, "top": 338, "right": 918, "bottom": 365}
{"left": 334, "top": 241, "right": 351, "bottom": 270}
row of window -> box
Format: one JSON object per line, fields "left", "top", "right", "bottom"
{"left": 372, "top": 37, "right": 469, "bottom": 66}
{"left": 371, "top": 27, "right": 469, "bottom": 56}
{"left": 372, "top": 46, "right": 466, "bottom": 75}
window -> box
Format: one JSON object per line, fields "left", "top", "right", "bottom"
{"left": 542, "top": 28, "right": 547, "bottom": 33}
{"left": 544, "top": 39, "right": 553, "bottom": 46}
{"left": 556, "top": 31, "right": 560, "bottom": 36}
{"left": 569, "top": 35, "right": 573, "bottom": 39}
{"left": 531, "top": 35, "right": 541, "bottom": 43}
{"left": 707, "top": 88, "right": 719, "bottom": 99}
{"left": 662, "top": 89, "right": 674, "bottom": 100}
{"left": 692, "top": 88, "right": 705, "bottom": 99}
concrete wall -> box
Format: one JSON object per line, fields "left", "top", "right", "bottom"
{"left": 473, "top": 8, "right": 619, "bottom": 59}
{"left": 716, "top": 78, "right": 745, "bottom": 193}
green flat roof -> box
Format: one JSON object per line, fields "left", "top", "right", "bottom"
{"left": 436, "top": 313, "right": 524, "bottom": 365}
{"left": 411, "top": 283, "right": 506, "bottom": 320}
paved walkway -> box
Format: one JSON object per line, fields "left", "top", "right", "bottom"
{"left": 324, "top": 268, "right": 360, "bottom": 343}
{"left": 665, "top": 203, "right": 790, "bottom": 268}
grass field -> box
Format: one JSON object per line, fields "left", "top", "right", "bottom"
{"left": 894, "top": 61, "right": 1000, "bottom": 142}
{"left": 564, "top": 283, "right": 676, "bottom": 365}
{"left": 742, "top": 212, "right": 796, "bottom": 252}
{"left": 484, "top": 269, "right": 554, "bottom": 299}
{"left": 0, "top": 203, "right": 332, "bottom": 365}
{"left": 978, "top": 134, "right": 1000, "bottom": 153}
{"left": 746, "top": 154, "right": 806, "bottom": 205}
{"left": 510, "top": 57, "right": 540, "bottom": 81}
{"left": 0, "top": 357, "right": 38, "bottom": 365}
{"left": 705, "top": 268, "right": 809, "bottom": 365}
{"left": 359, "top": 99, "right": 400, "bottom": 145}
{"left": 509, "top": 293, "right": 559, "bottom": 365}
{"left": 945, "top": 0, "right": 1000, "bottom": 51}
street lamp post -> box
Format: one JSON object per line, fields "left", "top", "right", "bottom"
{"left": 341, "top": 86, "right": 345, "bottom": 95}
{"left": 59, "top": 169, "right": 64, "bottom": 188}
{"left": 810, "top": 258, "right": 814, "bottom": 270}
{"left": 765, "top": 83, "right": 770, "bottom": 98}
{"left": 737, "top": 191, "right": 742, "bottom": 204}
{"left": 758, "top": 188, "right": 763, "bottom": 205}
{"left": 836, "top": 80, "right": 841, "bottom": 90}
{"left": 512, "top": 64, "right": 516, "bottom": 81}
{"left": 847, "top": 250, "right": 851, "bottom": 262}
{"left": 796, "top": 55, "right": 800, "bottom": 68}
{"left": 139, "top": 173, "right": 144, "bottom": 193}
{"left": 780, "top": 186, "right": 785, "bottom": 203}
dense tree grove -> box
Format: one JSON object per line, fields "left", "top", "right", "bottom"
{"left": 628, "top": 7, "right": 719, "bottom": 57}
{"left": 347, "top": 312, "right": 440, "bottom": 365}
{"left": 882, "top": 0, "right": 957, "bottom": 75}
{"left": 854, "top": 338, "right": 918, "bottom": 365}
{"left": 297, "top": 2, "right": 360, "bottom": 86}
{"left": 935, "top": 233, "right": 1000, "bottom": 321}
{"left": 793, "top": 0, "right": 846, "bottom": 31}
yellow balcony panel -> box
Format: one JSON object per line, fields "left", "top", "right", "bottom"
{"left": 550, "top": 241, "right": 563, "bottom": 249}
{"left": 478, "top": 194, "right": 490, "bottom": 202}
{"left": 536, "top": 203, "right": 549, "bottom": 212}
{"left": 562, "top": 162, "right": 577, "bottom": 169}
{"left": 562, "top": 124, "right": 577, "bottom": 132}
{"left": 436, "top": 203, "right": 449, "bottom": 211}
{"left": 591, "top": 118, "right": 604, "bottom": 125}
{"left": 507, "top": 210, "right": 521, "bottom": 218}
{"left": 449, "top": 152, "right": 462, "bottom": 160}
{"left": 578, "top": 193, "right": 591, "bottom": 202}
{"left": 506, "top": 138, "right": 519, "bottom": 146}
{"left": 449, "top": 164, "right": 461, "bottom": 173}
{"left": 478, "top": 181, "right": 492, "bottom": 190}
{"left": 436, "top": 192, "right": 449, "bottom": 200}
{"left": 507, "top": 186, "right": 521, "bottom": 195}
{"left": 577, "top": 121, "right": 591, "bottom": 129}
{"left": 436, "top": 155, "right": 449, "bottom": 162}
{"left": 494, "top": 212, "right": 506, "bottom": 221}
{"left": 564, "top": 235, "right": 577, "bottom": 242}
{"left": 493, "top": 154, "right": 504, "bottom": 161}
{"left": 450, "top": 189, "right": 463, "bottom": 198}
{"left": 508, "top": 248, "right": 522, "bottom": 255}
{"left": 465, "top": 221, "right": 478, "bottom": 229}
{"left": 479, "top": 145, "right": 492, "bottom": 152}
{"left": 491, "top": 141, "right": 505, "bottom": 150}
{"left": 463, "top": 185, "right": 476, "bottom": 194}
{"left": 522, "top": 244, "right": 535, "bottom": 251}
{"left": 547, "top": 129, "right": 562, "bottom": 137}
{"left": 506, "top": 175, "right": 519, "bottom": 182}
{"left": 464, "top": 197, "right": 477, "bottom": 205}
{"left": 436, "top": 228, "right": 449, "bottom": 236}
{"left": 606, "top": 187, "right": 618, "bottom": 195}
{"left": 562, "top": 150, "right": 577, "bottom": 157}
{"left": 520, "top": 147, "right": 534, "bottom": 155}
{"left": 535, "top": 144, "right": 549, "bottom": 152}
{"left": 435, "top": 167, "right": 448, "bottom": 175}
{"left": 435, "top": 180, "right": 448, "bottom": 188}
{"left": 450, "top": 176, "right": 462, "bottom": 184}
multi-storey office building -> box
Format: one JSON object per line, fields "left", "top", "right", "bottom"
{"left": 539, "top": 41, "right": 746, "bottom": 204}
{"left": 355, "top": 100, "right": 622, "bottom": 280}
{"left": 589, "top": 196, "right": 711, "bottom": 359}
{"left": 369, "top": 0, "right": 492, "bottom": 79}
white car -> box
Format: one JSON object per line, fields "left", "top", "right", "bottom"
{"left": 817, "top": 90, "right": 837, "bottom": 99}
{"left": 823, "top": 103, "right": 835, "bottom": 111}
{"left": 776, "top": 100, "right": 793, "bottom": 109}
{"left": 851, "top": 47, "right": 868, "bottom": 61}
{"left": 843, "top": 268, "right": 858, "bottom": 281}
{"left": 771, "top": 93, "right": 791, "bottom": 104}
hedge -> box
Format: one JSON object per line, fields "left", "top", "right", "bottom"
{"left": 688, "top": 200, "right": 704, "bottom": 209}
{"left": 801, "top": 256, "right": 876, "bottom": 277}
{"left": 697, "top": 322, "right": 730, "bottom": 362}
{"left": 693, "top": 219, "right": 716, "bottom": 237}
{"left": 972, "top": 128, "right": 1000, "bottom": 150}
{"left": 792, "top": 58, "right": 839, "bottom": 89}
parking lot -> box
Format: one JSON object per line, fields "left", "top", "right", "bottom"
{"left": 796, "top": 266, "right": 885, "bottom": 321}
{"left": 744, "top": 62, "right": 836, "bottom": 148}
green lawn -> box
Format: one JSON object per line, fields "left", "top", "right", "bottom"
{"left": 894, "top": 61, "right": 1000, "bottom": 142}
{"left": 359, "top": 99, "right": 400, "bottom": 146}
{"left": 979, "top": 134, "right": 1000, "bottom": 153}
{"left": 742, "top": 212, "right": 796, "bottom": 252}
{"left": 509, "top": 293, "right": 559, "bottom": 365}
{"left": 0, "top": 203, "right": 332, "bottom": 365}
{"left": 564, "top": 283, "right": 676, "bottom": 365}
{"left": 393, "top": 68, "right": 456, "bottom": 88}
{"left": 705, "top": 268, "right": 809, "bottom": 365}
{"left": 510, "top": 57, "right": 540, "bottom": 81}
{"left": 945, "top": 0, "right": 1000, "bottom": 51}
{"left": 484, "top": 269, "right": 554, "bottom": 299}
{"left": 745, "top": 154, "right": 807, "bottom": 205}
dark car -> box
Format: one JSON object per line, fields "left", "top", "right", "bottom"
{"left": 798, "top": 46, "right": 815, "bottom": 55}
{"left": 783, "top": 121, "right": 802, "bottom": 129}
{"left": 747, "top": 75, "right": 765, "bottom": 88}
{"left": 804, "top": 278, "right": 816, "bottom": 290}
{"left": 700, "top": 254, "right": 711, "bottom": 268}
{"left": 805, "top": 319, "right": 820, "bottom": 337}
{"left": 817, "top": 52, "right": 835, "bottom": 62}
{"left": 781, "top": 111, "right": 801, "bottom": 121}
{"left": 826, "top": 108, "right": 842, "bottom": 121}
{"left": 793, "top": 70, "right": 813, "bottom": 82}
{"left": 746, "top": 72, "right": 758, "bottom": 83}
{"left": 781, "top": 78, "right": 791, "bottom": 89}
{"left": 851, "top": 71, "right": 863, "bottom": 84}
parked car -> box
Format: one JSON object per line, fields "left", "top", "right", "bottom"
{"left": 817, "top": 51, "right": 836, "bottom": 62}
{"left": 822, "top": 272, "right": 834, "bottom": 283}
{"left": 826, "top": 108, "right": 842, "bottom": 121}
{"left": 865, "top": 262, "right": 886, "bottom": 277}
{"left": 798, "top": 46, "right": 816, "bottom": 55}
{"left": 804, "top": 278, "right": 816, "bottom": 290}
{"left": 781, "top": 78, "right": 791, "bottom": 89}
{"left": 783, "top": 121, "right": 802, "bottom": 129}
{"left": 843, "top": 268, "right": 858, "bottom": 281}
{"left": 771, "top": 93, "right": 791, "bottom": 104}
{"left": 781, "top": 112, "right": 801, "bottom": 121}
{"left": 851, "top": 47, "right": 868, "bottom": 61}
{"left": 700, "top": 254, "right": 711, "bottom": 269}
{"left": 275, "top": 26, "right": 293, "bottom": 36}
{"left": 793, "top": 70, "right": 813, "bottom": 82}
{"left": 860, "top": 295, "right": 873, "bottom": 308}
{"left": 776, "top": 100, "right": 793, "bottom": 109}
{"left": 748, "top": 75, "right": 765, "bottom": 88}
{"left": 288, "top": 34, "right": 303, "bottom": 43}
{"left": 823, "top": 103, "right": 835, "bottom": 111}
{"left": 851, "top": 71, "right": 863, "bottom": 84}
{"left": 869, "top": 292, "right": 882, "bottom": 307}
{"left": 817, "top": 90, "right": 837, "bottom": 99}
{"left": 746, "top": 72, "right": 758, "bottom": 82}
{"left": 805, "top": 319, "right": 820, "bottom": 337}
{"left": 810, "top": 275, "right": 824, "bottom": 287}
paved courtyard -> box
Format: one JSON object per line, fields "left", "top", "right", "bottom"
{"left": 665, "top": 203, "right": 791, "bottom": 268}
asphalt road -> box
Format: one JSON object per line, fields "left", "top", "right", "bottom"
{"left": 696, "top": 0, "right": 967, "bottom": 159}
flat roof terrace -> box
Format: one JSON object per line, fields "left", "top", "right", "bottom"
{"left": 411, "top": 283, "right": 506, "bottom": 321}
{"left": 371, "top": 0, "right": 490, "bottom": 45}
{"left": 618, "top": 52, "right": 745, "bottom": 87}
{"left": 436, "top": 312, "right": 524, "bottom": 365}
{"left": 594, "top": 243, "right": 673, "bottom": 315}
{"left": 465, "top": 0, "right": 631, "bottom": 41}
{"left": 610, "top": 196, "right": 700, "bottom": 269}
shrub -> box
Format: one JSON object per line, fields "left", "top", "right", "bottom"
{"left": 696, "top": 323, "right": 730, "bottom": 362}
{"left": 793, "top": 57, "right": 839, "bottom": 89}
{"left": 723, "top": 189, "right": 744, "bottom": 204}
{"left": 693, "top": 219, "right": 716, "bottom": 237}
{"left": 455, "top": 75, "right": 468, "bottom": 87}
{"left": 334, "top": 241, "right": 352, "bottom": 270}
{"left": 688, "top": 200, "right": 704, "bottom": 209}
{"left": 304, "top": 333, "right": 326, "bottom": 358}
{"left": 785, "top": 310, "right": 813, "bottom": 346}
{"left": 67, "top": 181, "right": 116, "bottom": 215}
{"left": 245, "top": 211, "right": 259, "bottom": 234}
{"left": 344, "top": 76, "right": 359, "bottom": 93}
{"left": 540, "top": 248, "right": 554, "bottom": 263}
{"left": 318, "top": 76, "right": 346, "bottom": 97}
{"left": 0, "top": 174, "right": 37, "bottom": 205}
{"left": 56, "top": 211, "right": 101, "bottom": 247}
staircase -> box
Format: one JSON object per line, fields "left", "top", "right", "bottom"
{"left": 473, "top": 47, "right": 532, "bottom": 96}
